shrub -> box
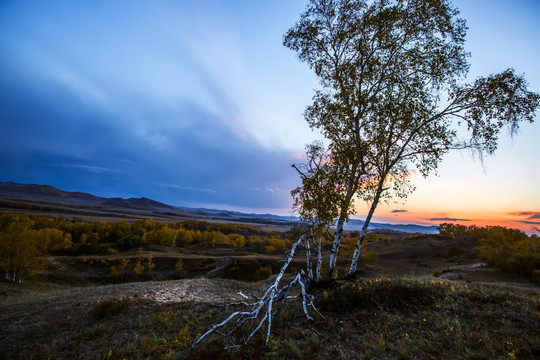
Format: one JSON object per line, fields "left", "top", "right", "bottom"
{"left": 0, "top": 215, "right": 50, "bottom": 283}
{"left": 316, "top": 278, "right": 446, "bottom": 314}
{"left": 75, "top": 242, "right": 103, "bottom": 255}
{"left": 438, "top": 223, "right": 470, "bottom": 241}
{"left": 147, "top": 228, "right": 178, "bottom": 247}
{"left": 133, "top": 261, "right": 145, "bottom": 275}
{"left": 438, "top": 223, "right": 539, "bottom": 278}
{"left": 90, "top": 297, "right": 132, "bottom": 319}
{"left": 361, "top": 249, "right": 379, "bottom": 262}
{"left": 175, "top": 259, "right": 183, "bottom": 273}
{"left": 111, "top": 258, "right": 130, "bottom": 278}
{"left": 477, "top": 227, "right": 539, "bottom": 277}
{"left": 115, "top": 234, "right": 143, "bottom": 250}
{"left": 228, "top": 233, "right": 246, "bottom": 247}
{"left": 256, "top": 265, "right": 273, "bottom": 279}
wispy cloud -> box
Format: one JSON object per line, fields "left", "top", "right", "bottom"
{"left": 55, "top": 164, "right": 119, "bottom": 174}
{"left": 508, "top": 211, "right": 540, "bottom": 220}
{"left": 115, "top": 158, "right": 136, "bottom": 165}
{"left": 428, "top": 217, "right": 471, "bottom": 222}
{"left": 265, "top": 187, "right": 284, "bottom": 194}
{"left": 391, "top": 209, "right": 408, "bottom": 214}
{"left": 156, "top": 183, "right": 217, "bottom": 195}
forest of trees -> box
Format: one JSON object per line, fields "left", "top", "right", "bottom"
{"left": 0, "top": 211, "right": 401, "bottom": 284}
{"left": 0, "top": 212, "right": 303, "bottom": 283}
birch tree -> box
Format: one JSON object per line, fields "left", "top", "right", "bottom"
{"left": 284, "top": 0, "right": 540, "bottom": 277}
{"left": 291, "top": 141, "right": 343, "bottom": 280}
{"left": 193, "top": 0, "right": 539, "bottom": 349}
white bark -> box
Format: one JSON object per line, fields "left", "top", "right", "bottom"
{"left": 315, "top": 235, "right": 322, "bottom": 281}
{"left": 348, "top": 186, "right": 383, "bottom": 276}
{"left": 192, "top": 235, "right": 322, "bottom": 349}
{"left": 328, "top": 216, "right": 345, "bottom": 272}
{"left": 304, "top": 234, "right": 314, "bottom": 282}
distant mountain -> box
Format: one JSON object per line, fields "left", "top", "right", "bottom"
{"left": 0, "top": 181, "right": 103, "bottom": 204}
{"left": 0, "top": 181, "right": 439, "bottom": 233}
{"left": 344, "top": 219, "right": 439, "bottom": 234}
{"left": 101, "top": 197, "right": 176, "bottom": 211}
{"left": 0, "top": 181, "right": 173, "bottom": 211}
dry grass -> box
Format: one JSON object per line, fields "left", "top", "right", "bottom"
{"left": 1, "top": 232, "right": 538, "bottom": 359}
{"left": 1, "top": 276, "right": 538, "bottom": 359}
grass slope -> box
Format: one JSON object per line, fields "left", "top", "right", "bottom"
{"left": 1, "top": 230, "right": 538, "bottom": 359}
{"left": 1, "top": 277, "right": 538, "bottom": 359}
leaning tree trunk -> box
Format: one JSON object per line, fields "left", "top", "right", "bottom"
{"left": 348, "top": 184, "right": 384, "bottom": 276}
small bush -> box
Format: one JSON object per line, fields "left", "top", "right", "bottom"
{"left": 477, "top": 227, "right": 539, "bottom": 277}
{"left": 90, "top": 297, "right": 132, "bottom": 319}
{"left": 360, "top": 249, "right": 379, "bottom": 262}
{"left": 256, "top": 265, "right": 273, "bottom": 279}
{"left": 115, "top": 234, "right": 143, "bottom": 250}
{"left": 175, "top": 259, "right": 183, "bottom": 273}
{"left": 316, "top": 278, "right": 446, "bottom": 313}
{"left": 439, "top": 223, "right": 539, "bottom": 278}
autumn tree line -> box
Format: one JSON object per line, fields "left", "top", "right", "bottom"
{"left": 438, "top": 223, "right": 539, "bottom": 279}
{"left": 1, "top": 211, "right": 538, "bottom": 284}
{"left": 0, "top": 212, "right": 304, "bottom": 283}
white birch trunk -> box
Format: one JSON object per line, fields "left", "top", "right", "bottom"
{"left": 348, "top": 186, "right": 383, "bottom": 276}
{"left": 315, "top": 235, "right": 322, "bottom": 281}
{"left": 328, "top": 181, "right": 356, "bottom": 273}
{"left": 192, "top": 235, "right": 322, "bottom": 349}
{"left": 328, "top": 216, "right": 345, "bottom": 272}
{"left": 304, "top": 234, "right": 314, "bottom": 282}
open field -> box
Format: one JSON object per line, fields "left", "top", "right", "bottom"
{"left": 1, "top": 227, "right": 538, "bottom": 359}
{"left": 0, "top": 189, "right": 538, "bottom": 358}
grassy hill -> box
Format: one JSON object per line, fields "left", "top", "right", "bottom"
{"left": 1, "top": 276, "right": 538, "bottom": 359}
{"left": 1, "top": 226, "right": 538, "bottom": 359}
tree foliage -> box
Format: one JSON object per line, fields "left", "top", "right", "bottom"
{"left": 285, "top": 0, "right": 539, "bottom": 276}
{"left": 0, "top": 212, "right": 301, "bottom": 284}
{"left": 439, "top": 223, "right": 539, "bottom": 278}
{"left": 193, "top": 0, "right": 538, "bottom": 349}
{"left": 0, "top": 213, "right": 71, "bottom": 283}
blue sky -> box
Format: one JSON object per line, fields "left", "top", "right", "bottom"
{"left": 1, "top": 0, "right": 539, "bottom": 229}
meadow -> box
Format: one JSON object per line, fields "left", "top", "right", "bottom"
{"left": 0, "top": 213, "right": 538, "bottom": 359}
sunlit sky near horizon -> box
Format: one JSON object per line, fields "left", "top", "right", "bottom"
{"left": 1, "top": 0, "right": 539, "bottom": 232}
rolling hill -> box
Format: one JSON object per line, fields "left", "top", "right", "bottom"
{"left": 0, "top": 181, "right": 438, "bottom": 233}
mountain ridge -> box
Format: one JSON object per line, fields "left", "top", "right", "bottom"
{"left": 0, "top": 181, "right": 438, "bottom": 233}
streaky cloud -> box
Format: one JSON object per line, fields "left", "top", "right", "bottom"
{"left": 516, "top": 220, "right": 540, "bottom": 225}
{"left": 156, "top": 183, "right": 217, "bottom": 195}
{"left": 54, "top": 164, "right": 119, "bottom": 174}
{"left": 507, "top": 211, "right": 540, "bottom": 220}
{"left": 428, "top": 217, "right": 471, "bottom": 222}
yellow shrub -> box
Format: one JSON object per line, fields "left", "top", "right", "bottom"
{"left": 361, "top": 250, "right": 379, "bottom": 262}
{"left": 175, "top": 259, "right": 183, "bottom": 273}
{"left": 228, "top": 234, "right": 246, "bottom": 247}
